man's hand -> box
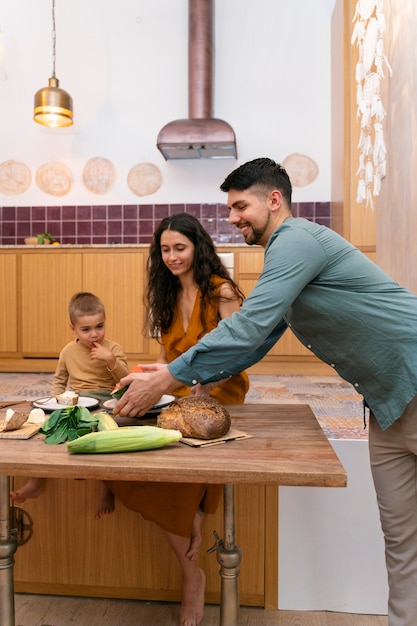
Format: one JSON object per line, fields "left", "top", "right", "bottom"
{"left": 113, "top": 366, "right": 179, "bottom": 417}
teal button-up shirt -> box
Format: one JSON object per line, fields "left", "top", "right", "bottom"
{"left": 168, "top": 218, "right": 417, "bottom": 430}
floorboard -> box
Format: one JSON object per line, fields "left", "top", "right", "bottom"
{"left": 14, "top": 594, "right": 388, "bottom": 626}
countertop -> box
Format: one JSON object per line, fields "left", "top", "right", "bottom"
{"left": 0, "top": 243, "right": 246, "bottom": 249}
{"left": 0, "top": 404, "right": 347, "bottom": 487}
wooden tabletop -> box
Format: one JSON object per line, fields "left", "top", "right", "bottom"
{"left": 0, "top": 404, "right": 347, "bottom": 488}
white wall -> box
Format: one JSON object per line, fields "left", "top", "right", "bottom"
{"left": 0, "top": 0, "right": 335, "bottom": 206}
{"left": 279, "top": 439, "right": 388, "bottom": 614}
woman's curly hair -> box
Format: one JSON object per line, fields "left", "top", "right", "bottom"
{"left": 145, "top": 212, "right": 245, "bottom": 339}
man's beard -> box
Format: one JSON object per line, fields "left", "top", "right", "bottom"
{"left": 244, "top": 214, "right": 270, "bottom": 246}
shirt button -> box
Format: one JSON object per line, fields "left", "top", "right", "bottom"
{"left": 192, "top": 379, "right": 198, "bottom": 385}
{"left": 331, "top": 364, "right": 336, "bottom": 368}
{"left": 220, "top": 370, "right": 224, "bottom": 374}
{"left": 307, "top": 344, "right": 312, "bottom": 349}
{"left": 354, "top": 383, "right": 359, "bottom": 387}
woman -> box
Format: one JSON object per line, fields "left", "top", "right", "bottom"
{"left": 106, "top": 213, "right": 249, "bottom": 626}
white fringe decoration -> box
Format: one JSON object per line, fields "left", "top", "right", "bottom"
{"left": 352, "top": 0, "right": 392, "bottom": 209}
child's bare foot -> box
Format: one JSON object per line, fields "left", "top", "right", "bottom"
{"left": 95, "top": 486, "right": 115, "bottom": 520}
{"left": 179, "top": 566, "right": 205, "bottom": 626}
{"left": 186, "top": 507, "right": 204, "bottom": 561}
{"left": 10, "top": 478, "right": 42, "bottom": 503}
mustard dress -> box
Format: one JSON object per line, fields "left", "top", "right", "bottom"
{"left": 105, "top": 277, "right": 249, "bottom": 537}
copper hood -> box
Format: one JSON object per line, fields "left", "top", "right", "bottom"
{"left": 157, "top": 0, "right": 237, "bottom": 160}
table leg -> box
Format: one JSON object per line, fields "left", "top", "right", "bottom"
{"left": 216, "top": 483, "right": 242, "bottom": 626}
{"left": 0, "top": 475, "right": 17, "bottom": 626}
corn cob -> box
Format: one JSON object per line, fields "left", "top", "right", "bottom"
{"left": 67, "top": 425, "right": 182, "bottom": 454}
{"left": 96, "top": 412, "right": 119, "bottom": 431}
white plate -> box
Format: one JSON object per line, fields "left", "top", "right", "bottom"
{"left": 32, "top": 397, "right": 99, "bottom": 411}
{"left": 103, "top": 394, "right": 176, "bottom": 412}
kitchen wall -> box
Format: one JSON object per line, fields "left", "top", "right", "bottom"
{"left": 0, "top": 0, "right": 336, "bottom": 227}
{"left": 0, "top": 201, "right": 331, "bottom": 246}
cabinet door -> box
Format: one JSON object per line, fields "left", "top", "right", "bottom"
{"left": 13, "top": 478, "right": 276, "bottom": 608}
{"left": 21, "top": 253, "right": 82, "bottom": 355}
{"left": 0, "top": 253, "right": 18, "bottom": 352}
{"left": 82, "top": 251, "right": 146, "bottom": 354}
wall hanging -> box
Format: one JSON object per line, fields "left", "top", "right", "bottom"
{"left": 351, "top": 0, "right": 392, "bottom": 209}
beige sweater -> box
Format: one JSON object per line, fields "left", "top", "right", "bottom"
{"left": 51, "top": 338, "right": 129, "bottom": 396}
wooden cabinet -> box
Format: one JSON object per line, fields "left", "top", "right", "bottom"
{"left": 82, "top": 251, "right": 146, "bottom": 354}
{"left": 12, "top": 477, "right": 278, "bottom": 609}
{"left": 21, "top": 252, "right": 82, "bottom": 355}
{"left": 0, "top": 252, "right": 18, "bottom": 353}
{"left": 20, "top": 249, "right": 148, "bottom": 358}
{"left": 0, "top": 245, "right": 330, "bottom": 374}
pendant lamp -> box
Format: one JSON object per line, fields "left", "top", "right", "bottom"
{"left": 33, "top": 0, "right": 73, "bottom": 127}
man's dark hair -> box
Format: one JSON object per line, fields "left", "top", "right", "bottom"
{"left": 220, "top": 157, "right": 292, "bottom": 206}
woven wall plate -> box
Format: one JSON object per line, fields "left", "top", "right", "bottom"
{"left": 127, "top": 162, "right": 162, "bottom": 197}
{"left": 282, "top": 153, "right": 319, "bottom": 188}
{"left": 83, "top": 157, "right": 116, "bottom": 194}
{"left": 36, "top": 161, "right": 73, "bottom": 197}
{"left": 0, "top": 160, "right": 31, "bottom": 195}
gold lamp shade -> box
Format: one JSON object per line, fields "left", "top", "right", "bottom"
{"left": 34, "top": 76, "right": 73, "bottom": 127}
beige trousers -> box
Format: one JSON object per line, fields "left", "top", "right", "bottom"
{"left": 369, "top": 394, "right": 417, "bottom": 626}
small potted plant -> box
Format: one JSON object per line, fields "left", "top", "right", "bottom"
{"left": 36, "top": 232, "right": 55, "bottom": 245}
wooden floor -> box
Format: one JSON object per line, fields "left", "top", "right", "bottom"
{"left": 14, "top": 593, "right": 388, "bottom": 626}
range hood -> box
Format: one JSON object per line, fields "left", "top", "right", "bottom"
{"left": 157, "top": 0, "right": 237, "bottom": 160}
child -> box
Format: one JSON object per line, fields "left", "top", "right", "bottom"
{"left": 10, "top": 292, "right": 129, "bottom": 519}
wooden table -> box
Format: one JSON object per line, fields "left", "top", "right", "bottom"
{"left": 0, "top": 404, "right": 347, "bottom": 626}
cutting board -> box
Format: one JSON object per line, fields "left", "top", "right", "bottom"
{"left": 180, "top": 427, "right": 252, "bottom": 447}
{"left": 0, "top": 401, "right": 42, "bottom": 439}
{"left": 0, "top": 422, "right": 40, "bottom": 439}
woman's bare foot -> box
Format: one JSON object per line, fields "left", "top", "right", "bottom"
{"left": 179, "top": 566, "right": 205, "bottom": 626}
{"left": 95, "top": 485, "right": 115, "bottom": 520}
{"left": 10, "top": 478, "right": 42, "bottom": 503}
{"left": 186, "top": 507, "right": 204, "bottom": 561}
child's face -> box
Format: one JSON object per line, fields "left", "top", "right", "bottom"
{"left": 71, "top": 313, "right": 106, "bottom": 349}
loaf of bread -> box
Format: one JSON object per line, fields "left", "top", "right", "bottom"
{"left": 56, "top": 391, "right": 79, "bottom": 406}
{"left": 157, "top": 396, "right": 231, "bottom": 439}
{"left": 0, "top": 409, "right": 29, "bottom": 432}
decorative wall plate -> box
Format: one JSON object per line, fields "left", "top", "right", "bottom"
{"left": 0, "top": 160, "right": 31, "bottom": 195}
{"left": 36, "top": 161, "right": 73, "bottom": 197}
{"left": 282, "top": 153, "right": 319, "bottom": 188}
{"left": 83, "top": 156, "right": 116, "bottom": 194}
{"left": 127, "top": 162, "right": 162, "bottom": 197}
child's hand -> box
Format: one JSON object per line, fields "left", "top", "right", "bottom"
{"left": 90, "top": 341, "right": 114, "bottom": 368}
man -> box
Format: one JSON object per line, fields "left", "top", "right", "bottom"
{"left": 115, "top": 157, "right": 417, "bottom": 626}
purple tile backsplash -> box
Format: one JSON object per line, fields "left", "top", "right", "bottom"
{"left": 0, "top": 202, "right": 330, "bottom": 246}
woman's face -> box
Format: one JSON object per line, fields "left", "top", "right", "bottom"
{"left": 160, "top": 229, "right": 195, "bottom": 278}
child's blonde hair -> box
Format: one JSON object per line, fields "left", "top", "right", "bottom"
{"left": 68, "top": 292, "right": 105, "bottom": 325}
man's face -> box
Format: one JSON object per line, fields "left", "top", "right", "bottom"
{"left": 227, "top": 188, "right": 272, "bottom": 247}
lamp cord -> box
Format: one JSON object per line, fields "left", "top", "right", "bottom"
{"left": 51, "top": 0, "right": 56, "bottom": 78}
